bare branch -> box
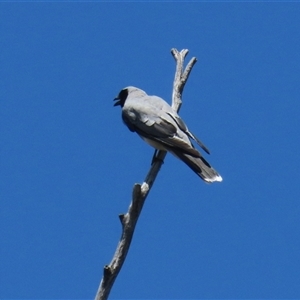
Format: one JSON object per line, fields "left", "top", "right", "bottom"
{"left": 95, "top": 49, "right": 197, "bottom": 300}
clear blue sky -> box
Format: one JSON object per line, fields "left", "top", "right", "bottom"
{"left": 1, "top": 2, "right": 300, "bottom": 299}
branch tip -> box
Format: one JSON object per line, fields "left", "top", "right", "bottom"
{"left": 180, "top": 49, "right": 189, "bottom": 58}
{"left": 171, "top": 48, "right": 180, "bottom": 60}
{"left": 171, "top": 48, "right": 178, "bottom": 55}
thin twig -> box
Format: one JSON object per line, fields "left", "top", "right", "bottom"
{"left": 95, "top": 49, "right": 197, "bottom": 300}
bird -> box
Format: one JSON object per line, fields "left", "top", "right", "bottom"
{"left": 113, "top": 86, "right": 222, "bottom": 183}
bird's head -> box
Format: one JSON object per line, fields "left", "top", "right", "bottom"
{"left": 113, "top": 86, "right": 146, "bottom": 107}
{"left": 113, "top": 88, "right": 128, "bottom": 107}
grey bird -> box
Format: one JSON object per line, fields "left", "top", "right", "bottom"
{"left": 114, "top": 86, "right": 222, "bottom": 183}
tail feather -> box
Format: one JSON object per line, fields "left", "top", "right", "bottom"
{"left": 170, "top": 149, "right": 222, "bottom": 183}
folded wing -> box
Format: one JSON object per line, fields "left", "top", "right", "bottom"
{"left": 122, "top": 101, "right": 200, "bottom": 157}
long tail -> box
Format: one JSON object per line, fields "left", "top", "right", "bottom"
{"left": 170, "top": 149, "right": 222, "bottom": 183}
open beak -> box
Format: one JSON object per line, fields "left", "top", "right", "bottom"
{"left": 113, "top": 96, "right": 121, "bottom": 106}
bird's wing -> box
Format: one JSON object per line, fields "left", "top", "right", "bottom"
{"left": 122, "top": 99, "right": 200, "bottom": 157}
{"left": 147, "top": 96, "right": 211, "bottom": 154}
{"left": 165, "top": 112, "right": 211, "bottom": 155}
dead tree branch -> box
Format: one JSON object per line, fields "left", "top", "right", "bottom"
{"left": 95, "top": 48, "right": 197, "bottom": 300}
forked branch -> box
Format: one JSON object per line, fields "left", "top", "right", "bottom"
{"left": 95, "top": 48, "right": 197, "bottom": 300}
